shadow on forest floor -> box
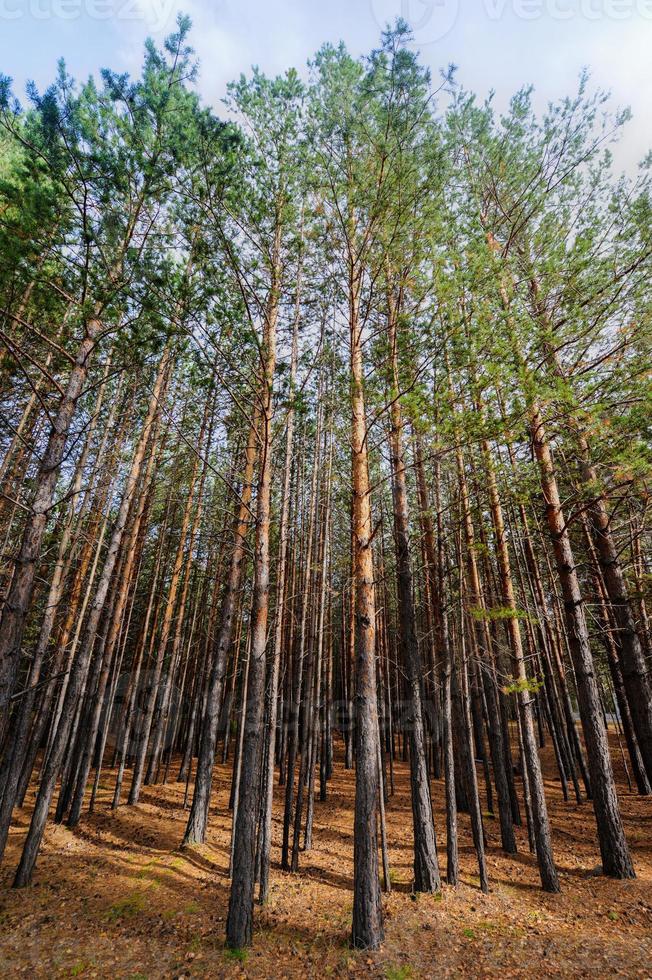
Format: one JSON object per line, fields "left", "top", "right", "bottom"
{"left": 1, "top": 735, "right": 651, "bottom": 978}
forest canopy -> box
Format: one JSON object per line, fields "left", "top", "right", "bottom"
{"left": 0, "top": 13, "right": 651, "bottom": 972}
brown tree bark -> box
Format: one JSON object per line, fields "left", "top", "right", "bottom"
{"left": 530, "top": 404, "right": 635, "bottom": 879}
{"left": 182, "top": 415, "right": 258, "bottom": 844}
{"left": 0, "top": 319, "right": 102, "bottom": 742}
{"left": 349, "top": 277, "right": 383, "bottom": 950}
{"left": 387, "top": 286, "right": 440, "bottom": 893}
{"left": 13, "top": 347, "right": 170, "bottom": 886}
{"left": 226, "top": 229, "right": 281, "bottom": 949}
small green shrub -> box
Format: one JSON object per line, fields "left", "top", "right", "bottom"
{"left": 384, "top": 966, "right": 413, "bottom": 980}
{"left": 107, "top": 891, "right": 146, "bottom": 922}
{"left": 224, "top": 946, "right": 248, "bottom": 963}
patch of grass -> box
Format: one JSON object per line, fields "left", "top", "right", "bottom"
{"left": 188, "top": 934, "right": 202, "bottom": 953}
{"left": 385, "top": 966, "right": 413, "bottom": 980}
{"left": 185, "top": 901, "right": 200, "bottom": 915}
{"left": 462, "top": 927, "right": 476, "bottom": 940}
{"left": 106, "top": 891, "right": 146, "bottom": 922}
{"left": 135, "top": 861, "right": 162, "bottom": 882}
{"left": 224, "top": 946, "right": 248, "bottom": 964}
{"left": 476, "top": 920, "right": 497, "bottom": 933}
{"left": 607, "top": 910, "right": 619, "bottom": 921}
{"left": 69, "top": 961, "right": 91, "bottom": 977}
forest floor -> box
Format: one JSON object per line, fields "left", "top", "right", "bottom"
{"left": 1, "top": 735, "right": 651, "bottom": 979}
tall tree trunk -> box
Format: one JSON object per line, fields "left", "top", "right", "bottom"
{"left": 182, "top": 416, "right": 258, "bottom": 844}
{"left": 0, "top": 364, "right": 117, "bottom": 857}
{"left": 349, "top": 277, "right": 383, "bottom": 951}
{"left": 450, "top": 421, "right": 517, "bottom": 855}
{"left": 67, "top": 401, "right": 162, "bottom": 825}
{"left": 281, "top": 418, "right": 319, "bottom": 870}
{"left": 387, "top": 289, "right": 440, "bottom": 893}
{"left": 0, "top": 319, "right": 101, "bottom": 742}
{"left": 530, "top": 404, "right": 635, "bottom": 879}
{"left": 128, "top": 405, "right": 198, "bottom": 807}
{"left": 528, "top": 274, "right": 652, "bottom": 785}
{"left": 258, "top": 277, "right": 300, "bottom": 902}
{"left": 13, "top": 347, "right": 170, "bottom": 887}
{"left": 226, "top": 233, "right": 280, "bottom": 950}
{"left": 478, "top": 426, "right": 559, "bottom": 891}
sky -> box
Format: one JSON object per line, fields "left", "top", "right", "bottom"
{"left": 1, "top": 0, "right": 651, "bottom": 174}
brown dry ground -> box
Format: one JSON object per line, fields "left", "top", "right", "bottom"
{"left": 1, "top": 734, "right": 651, "bottom": 979}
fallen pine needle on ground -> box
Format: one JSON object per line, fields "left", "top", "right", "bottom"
{"left": 1, "top": 736, "right": 650, "bottom": 979}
